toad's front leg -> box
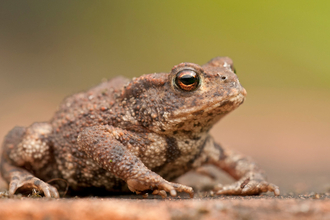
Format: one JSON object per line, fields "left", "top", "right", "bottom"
{"left": 77, "top": 125, "right": 194, "bottom": 198}
{"left": 196, "top": 136, "right": 280, "bottom": 196}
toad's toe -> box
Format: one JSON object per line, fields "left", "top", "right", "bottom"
{"left": 8, "top": 174, "right": 59, "bottom": 198}
{"left": 215, "top": 178, "right": 280, "bottom": 196}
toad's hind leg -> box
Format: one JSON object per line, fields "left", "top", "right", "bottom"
{"left": 0, "top": 123, "right": 59, "bottom": 198}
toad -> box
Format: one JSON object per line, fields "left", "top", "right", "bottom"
{"left": 0, "top": 57, "right": 280, "bottom": 198}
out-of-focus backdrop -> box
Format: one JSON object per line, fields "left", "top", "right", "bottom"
{"left": 0, "top": 1, "right": 329, "bottom": 193}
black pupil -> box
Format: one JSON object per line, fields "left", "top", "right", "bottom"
{"left": 180, "top": 72, "right": 197, "bottom": 85}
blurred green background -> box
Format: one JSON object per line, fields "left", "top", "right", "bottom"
{"left": 1, "top": 0, "right": 330, "bottom": 91}
{"left": 0, "top": 1, "right": 329, "bottom": 193}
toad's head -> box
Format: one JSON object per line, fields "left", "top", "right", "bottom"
{"left": 121, "top": 57, "right": 246, "bottom": 134}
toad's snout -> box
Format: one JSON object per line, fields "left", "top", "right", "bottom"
{"left": 240, "top": 87, "right": 247, "bottom": 97}
{"left": 225, "top": 73, "right": 246, "bottom": 97}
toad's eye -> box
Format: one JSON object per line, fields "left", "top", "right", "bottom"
{"left": 175, "top": 70, "right": 200, "bottom": 91}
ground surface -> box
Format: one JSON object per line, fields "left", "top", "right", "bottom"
{"left": 0, "top": 193, "right": 330, "bottom": 220}
{"left": 0, "top": 88, "right": 329, "bottom": 219}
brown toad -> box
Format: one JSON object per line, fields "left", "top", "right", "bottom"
{"left": 0, "top": 57, "right": 280, "bottom": 198}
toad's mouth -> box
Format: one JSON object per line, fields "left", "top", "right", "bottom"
{"left": 171, "top": 91, "right": 246, "bottom": 119}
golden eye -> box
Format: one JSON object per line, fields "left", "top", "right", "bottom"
{"left": 175, "top": 70, "right": 199, "bottom": 91}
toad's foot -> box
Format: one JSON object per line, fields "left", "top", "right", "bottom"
{"left": 127, "top": 177, "right": 194, "bottom": 199}
{"left": 199, "top": 141, "right": 280, "bottom": 196}
{"left": 8, "top": 172, "right": 59, "bottom": 198}
{"left": 214, "top": 175, "right": 280, "bottom": 196}
{"left": 0, "top": 123, "right": 58, "bottom": 198}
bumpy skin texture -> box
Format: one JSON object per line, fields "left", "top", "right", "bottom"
{"left": 0, "top": 57, "right": 280, "bottom": 198}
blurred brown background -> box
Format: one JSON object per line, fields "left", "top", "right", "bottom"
{"left": 0, "top": 1, "right": 329, "bottom": 194}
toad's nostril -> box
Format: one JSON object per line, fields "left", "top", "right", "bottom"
{"left": 221, "top": 76, "right": 227, "bottom": 80}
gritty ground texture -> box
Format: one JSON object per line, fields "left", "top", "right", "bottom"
{"left": 0, "top": 194, "right": 330, "bottom": 220}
